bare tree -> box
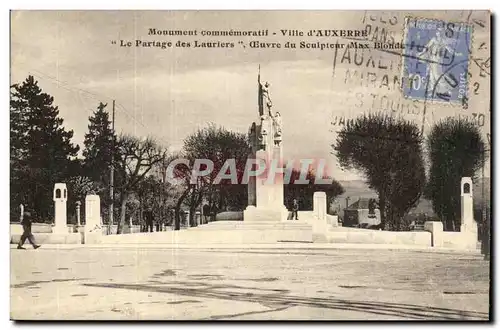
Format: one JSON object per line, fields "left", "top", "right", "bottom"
{"left": 115, "top": 134, "right": 167, "bottom": 234}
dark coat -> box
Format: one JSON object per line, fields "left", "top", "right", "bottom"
{"left": 21, "top": 211, "right": 33, "bottom": 232}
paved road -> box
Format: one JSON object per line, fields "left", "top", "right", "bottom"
{"left": 10, "top": 245, "right": 490, "bottom": 320}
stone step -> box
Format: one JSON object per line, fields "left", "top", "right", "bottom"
{"left": 189, "top": 221, "right": 312, "bottom": 230}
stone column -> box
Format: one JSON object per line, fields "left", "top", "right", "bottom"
{"left": 313, "top": 192, "right": 327, "bottom": 222}
{"left": 311, "top": 192, "right": 329, "bottom": 242}
{"left": 460, "top": 177, "right": 477, "bottom": 234}
{"left": 85, "top": 195, "right": 101, "bottom": 233}
{"left": 53, "top": 183, "right": 68, "bottom": 234}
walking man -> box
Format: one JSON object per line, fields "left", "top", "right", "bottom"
{"left": 291, "top": 198, "right": 299, "bottom": 220}
{"left": 17, "top": 208, "right": 41, "bottom": 250}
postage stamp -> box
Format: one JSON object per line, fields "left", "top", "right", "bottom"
{"left": 402, "top": 17, "right": 472, "bottom": 107}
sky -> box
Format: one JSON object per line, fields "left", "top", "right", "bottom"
{"left": 10, "top": 10, "right": 491, "bottom": 181}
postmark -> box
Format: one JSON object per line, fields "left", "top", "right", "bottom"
{"left": 401, "top": 17, "right": 472, "bottom": 107}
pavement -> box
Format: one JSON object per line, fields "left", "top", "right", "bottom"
{"left": 10, "top": 244, "right": 490, "bottom": 320}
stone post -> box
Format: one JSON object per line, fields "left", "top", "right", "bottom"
{"left": 311, "top": 191, "right": 329, "bottom": 242}
{"left": 424, "top": 221, "right": 443, "bottom": 247}
{"left": 460, "top": 177, "right": 477, "bottom": 234}
{"left": 313, "top": 192, "right": 327, "bottom": 222}
{"left": 84, "top": 195, "right": 102, "bottom": 244}
{"left": 53, "top": 183, "right": 68, "bottom": 234}
{"left": 85, "top": 195, "right": 101, "bottom": 233}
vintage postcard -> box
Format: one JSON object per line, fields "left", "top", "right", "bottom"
{"left": 10, "top": 10, "right": 491, "bottom": 320}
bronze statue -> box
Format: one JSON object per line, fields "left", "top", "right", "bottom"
{"left": 258, "top": 66, "right": 273, "bottom": 117}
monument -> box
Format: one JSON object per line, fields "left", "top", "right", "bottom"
{"left": 52, "top": 183, "right": 68, "bottom": 234}
{"left": 181, "top": 68, "right": 312, "bottom": 243}
{"left": 244, "top": 67, "right": 289, "bottom": 222}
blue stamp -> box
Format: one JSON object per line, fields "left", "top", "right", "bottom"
{"left": 402, "top": 18, "right": 472, "bottom": 107}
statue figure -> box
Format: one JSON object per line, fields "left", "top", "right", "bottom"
{"left": 272, "top": 112, "right": 282, "bottom": 146}
{"left": 262, "top": 82, "right": 273, "bottom": 116}
{"left": 273, "top": 112, "right": 282, "bottom": 136}
{"left": 259, "top": 128, "right": 268, "bottom": 149}
{"left": 257, "top": 66, "right": 273, "bottom": 117}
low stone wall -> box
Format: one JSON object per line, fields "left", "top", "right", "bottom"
{"left": 101, "top": 225, "right": 142, "bottom": 235}
{"left": 11, "top": 233, "right": 82, "bottom": 245}
{"left": 215, "top": 211, "right": 244, "bottom": 221}
{"left": 424, "top": 221, "right": 478, "bottom": 250}
{"left": 10, "top": 223, "right": 53, "bottom": 235}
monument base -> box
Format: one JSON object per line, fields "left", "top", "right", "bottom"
{"left": 177, "top": 220, "right": 312, "bottom": 243}
{"left": 243, "top": 205, "right": 289, "bottom": 222}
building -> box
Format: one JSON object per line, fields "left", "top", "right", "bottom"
{"left": 343, "top": 198, "right": 381, "bottom": 228}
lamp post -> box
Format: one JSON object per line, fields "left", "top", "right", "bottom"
{"left": 76, "top": 201, "right": 81, "bottom": 227}
{"left": 481, "top": 146, "right": 490, "bottom": 260}
{"left": 20, "top": 204, "right": 24, "bottom": 223}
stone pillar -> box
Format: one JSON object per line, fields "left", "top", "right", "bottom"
{"left": 310, "top": 192, "right": 329, "bottom": 242}
{"left": 313, "top": 192, "right": 327, "bottom": 222}
{"left": 460, "top": 177, "right": 477, "bottom": 234}
{"left": 244, "top": 115, "right": 288, "bottom": 222}
{"left": 53, "top": 183, "right": 68, "bottom": 234}
{"left": 85, "top": 195, "right": 101, "bottom": 233}
{"left": 424, "top": 221, "right": 443, "bottom": 247}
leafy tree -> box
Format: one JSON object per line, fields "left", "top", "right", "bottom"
{"left": 66, "top": 174, "right": 103, "bottom": 224}
{"left": 10, "top": 75, "right": 79, "bottom": 221}
{"left": 114, "top": 134, "right": 167, "bottom": 234}
{"left": 175, "top": 124, "right": 250, "bottom": 229}
{"left": 82, "top": 102, "right": 116, "bottom": 190}
{"left": 82, "top": 102, "right": 118, "bottom": 222}
{"left": 333, "top": 113, "right": 425, "bottom": 230}
{"left": 426, "top": 117, "right": 486, "bottom": 231}
{"left": 284, "top": 169, "right": 344, "bottom": 213}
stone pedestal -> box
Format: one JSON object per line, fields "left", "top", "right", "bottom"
{"left": 313, "top": 192, "right": 327, "bottom": 221}
{"left": 85, "top": 195, "right": 102, "bottom": 233}
{"left": 244, "top": 114, "right": 288, "bottom": 222}
{"left": 424, "top": 221, "right": 443, "bottom": 247}
{"left": 52, "top": 183, "right": 68, "bottom": 234}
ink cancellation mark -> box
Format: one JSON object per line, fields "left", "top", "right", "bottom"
{"left": 401, "top": 17, "right": 472, "bottom": 107}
